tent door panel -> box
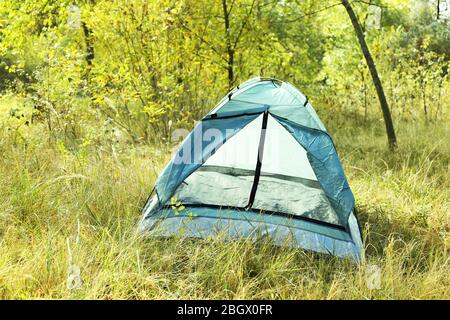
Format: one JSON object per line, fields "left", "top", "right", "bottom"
{"left": 172, "top": 114, "right": 264, "bottom": 208}
{"left": 251, "top": 114, "right": 342, "bottom": 226}
{"left": 170, "top": 112, "right": 342, "bottom": 228}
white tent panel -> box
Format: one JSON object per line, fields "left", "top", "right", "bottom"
{"left": 204, "top": 114, "right": 263, "bottom": 170}
{"left": 262, "top": 114, "right": 317, "bottom": 181}
{"left": 173, "top": 115, "right": 263, "bottom": 208}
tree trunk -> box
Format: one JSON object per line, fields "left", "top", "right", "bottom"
{"left": 437, "top": 0, "right": 441, "bottom": 20}
{"left": 222, "top": 0, "right": 234, "bottom": 89}
{"left": 81, "top": 0, "right": 96, "bottom": 76}
{"left": 421, "top": 80, "right": 428, "bottom": 121}
{"left": 341, "top": 0, "right": 397, "bottom": 149}
{"left": 82, "top": 21, "right": 95, "bottom": 71}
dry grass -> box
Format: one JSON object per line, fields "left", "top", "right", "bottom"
{"left": 0, "top": 117, "right": 448, "bottom": 299}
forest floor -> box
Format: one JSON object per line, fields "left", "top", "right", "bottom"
{"left": 0, "top": 106, "right": 449, "bottom": 299}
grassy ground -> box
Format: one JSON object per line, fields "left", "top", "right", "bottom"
{"left": 0, "top": 111, "right": 448, "bottom": 299}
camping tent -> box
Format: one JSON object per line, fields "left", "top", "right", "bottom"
{"left": 140, "top": 77, "right": 363, "bottom": 262}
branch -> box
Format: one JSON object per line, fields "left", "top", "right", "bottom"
{"left": 179, "top": 22, "right": 229, "bottom": 65}
{"left": 283, "top": 0, "right": 384, "bottom": 24}
{"left": 352, "top": 0, "right": 387, "bottom": 9}
{"left": 227, "top": 0, "right": 236, "bottom": 16}
{"left": 284, "top": 2, "right": 342, "bottom": 23}
{"left": 232, "top": 0, "right": 257, "bottom": 50}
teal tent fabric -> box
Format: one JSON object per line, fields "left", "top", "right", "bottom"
{"left": 271, "top": 115, "right": 354, "bottom": 226}
{"left": 140, "top": 77, "right": 363, "bottom": 262}
{"left": 155, "top": 114, "right": 260, "bottom": 205}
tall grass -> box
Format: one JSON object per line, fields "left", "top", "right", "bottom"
{"left": 0, "top": 117, "right": 448, "bottom": 299}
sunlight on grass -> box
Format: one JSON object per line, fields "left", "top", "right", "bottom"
{"left": 0, "top": 118, "right": 448, "bottom": 299}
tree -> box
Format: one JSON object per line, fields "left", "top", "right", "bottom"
{"left": 437, "top": 0, "right": 441, "bottom": 20}
{"left": 180, "top": 0, "right": 257, "bottom": 90}
{"left": 80, "top": 0, "right": 96, "bottom": 76}
{"left": 341, "top": 0, "right": 397, "bottom": 149}
{"left": 222, "top": 0, "right": 234, "bottom": 89}
{"left": 223, "top": 0, "right": 257, "bottom": 89}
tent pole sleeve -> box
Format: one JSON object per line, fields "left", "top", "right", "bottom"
{"left": 246, "top": 110, "right": 269, "bottom": 209}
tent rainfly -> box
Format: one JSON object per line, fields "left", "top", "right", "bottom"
{"left": 140, "top": 77, "right": 363, "bottom": 262}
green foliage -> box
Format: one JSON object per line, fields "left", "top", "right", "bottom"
{"left": 1, "top": 0, "right": 448, "bottom": 142}
{"left": 0, "top": 0, "right": 449, "bottom": 299}
{"left": 0, "top": 118, "right": 448, "bottom": 299}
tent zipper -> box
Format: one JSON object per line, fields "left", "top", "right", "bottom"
{"left": 246, "top": 110, "right": 269, "bottom": 210}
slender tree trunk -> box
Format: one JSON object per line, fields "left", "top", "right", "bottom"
{"left": 421, "top": 80, "right": 428, "bottom": 121}
{"left": 222, "top": 0, "right": 234, "bottom": 89}
{"left": 82, "top": 1, "right": 96, "bottom": 77}
{"left": 342, "top": 0, "right": 397, "bottom": 149}
{"left": 437, "top": 0, "right": 441, "bottom": 20}
{"left": 364, "top": 80, "right": 368, "bottom": 122}
{"left": 436, "top": 79, "right": 442, "bottom": 120}
{"left": 82, "top": 21, "right": 94, "bottom": 72}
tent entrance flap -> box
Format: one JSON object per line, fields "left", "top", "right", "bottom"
{"left": 173, "top": 114, "right": 263, "bottom": 208}
{"left": 247, "top": 110, "right": 269, "bottom": 209}
{"left": 172, "top": 112, "right": 342, "bottom": 227}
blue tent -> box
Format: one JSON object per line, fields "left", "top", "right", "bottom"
{"left": 140, "top": 77, "right": 363, "bottom": 262}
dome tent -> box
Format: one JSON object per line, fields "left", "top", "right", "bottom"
{"left": 140, "top": 77, "right": 363, "bottom": 262}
